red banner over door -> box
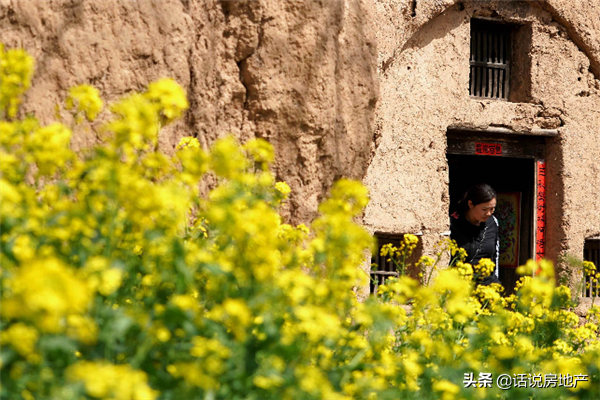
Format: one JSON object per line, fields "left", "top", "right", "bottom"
{"left": 475, "top": 142, "right": 502, "bottom": 156}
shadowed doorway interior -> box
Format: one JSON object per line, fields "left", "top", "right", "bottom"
{"left": 447, "top": 154, "right": 535, "bottom": 293}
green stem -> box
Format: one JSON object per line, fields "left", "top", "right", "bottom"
{"left": 426, "top": 254, "right": 442, "bottom": 286}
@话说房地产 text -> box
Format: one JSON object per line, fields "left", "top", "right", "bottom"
{"left": 463, "top": 372, "right": 589, "bottom": 390}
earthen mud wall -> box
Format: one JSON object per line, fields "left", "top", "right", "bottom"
{"left": 1, "top": 0, "right": 599, "bottom": 290}
{"left": 1, "top": 0, "right": 378, "bottom": 223}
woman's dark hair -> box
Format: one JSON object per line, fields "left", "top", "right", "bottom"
{"left": 457, "top": 183, "right": 496, "bottom": 215}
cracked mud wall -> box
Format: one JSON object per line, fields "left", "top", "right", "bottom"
{"left": 230, "top": 1, "right": 379, "bottom": 223}
{"left": 368, "top": 0, "right": 600, "bottom": 288}
{"left": 2, "top": 0, "right": 203, "bottom": 150}
{"left": 0, "top": 0, "right": 378, "bottom": 224}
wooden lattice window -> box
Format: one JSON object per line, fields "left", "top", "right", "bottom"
{"left": 470, "top": 19, "right": 511, "bottom": 100}
{"left": 370, "top": 234, "right": 424, "bottom": 294}
{"left": 583, "top": 238, "right": 600, "bottom": 298}
{"left": 370, "top": 234, "right": 401, "bottom": 294}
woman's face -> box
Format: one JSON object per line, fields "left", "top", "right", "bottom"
{"left": 468, "top": 198, "right": 497, "bottom": 224}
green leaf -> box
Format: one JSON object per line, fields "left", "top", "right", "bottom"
{"left": 0, "top": 348, "right": 16, "bottom": 367}
{"left": 39, "top": 336, "right": 78, "bottom": 353}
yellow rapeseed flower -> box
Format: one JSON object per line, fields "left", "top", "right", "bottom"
{"left": 0, "top": 323, "right": 39, "bottom": 356}
{"left": 275, "top": 181, "right": 291, "bottom": 197}
{"left": 2, "top": 258, "right": 92, "bottom": 332}
{"left": 0, "top": 44, "right": 35, "bottom": 118}
{"left": 176, "top": 136, "right": 200, "bottom": 150}
{"left": 65, "top": 84, "right": 103, "bottom": 121}
{"left": 67, "top": 361, "right": 158, "bottom": 400}
{"left": 98, "top": 268, "right": 123, "bottom": 296}
{"left": 144, "top": 77, "right": 189, "bottom": 123}
{"left": 432, "top": 379, "right": 460, "bottom": 400}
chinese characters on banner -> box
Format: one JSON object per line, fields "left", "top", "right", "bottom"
{"left": 475, "top": 142, "right": 503, "bottom": 156}
{"left": 536, "top": 160, "right": 546, "bottom": 260}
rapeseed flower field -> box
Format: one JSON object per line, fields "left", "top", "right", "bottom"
{"left": 1, "top": 44, "right": 599, "bottom": 400}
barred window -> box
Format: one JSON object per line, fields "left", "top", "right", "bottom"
{"left": 583, "top": 238, "right": 600, "bottom": 298}
{"left": 469, "top": 19, "right": 511, "bottom": 100}
{"left": 370, "top": 234, "right": 422, "bottom": 294}
{"left": 370, "top": 234, "right": 400, "bottom": 294}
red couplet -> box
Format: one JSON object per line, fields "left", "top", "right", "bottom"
{"left": 536, "top": 160, "right": 546, "bottom": 261}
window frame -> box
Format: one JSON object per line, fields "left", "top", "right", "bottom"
{"left": 583, "top": 238, "right": 600, "bottom": 298}
{"left": 469, "top": 19, "right": 512, "bottom": 101}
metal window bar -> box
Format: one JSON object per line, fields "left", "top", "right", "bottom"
{"left": 583, "top": 239, "right": 600, "bottom": 298}
{"left": 469, "top": 22, "right": 510, "bottom": 100}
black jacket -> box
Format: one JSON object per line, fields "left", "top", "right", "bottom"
{"left": 450, "top": 213, "right": 500, "bottom": 286}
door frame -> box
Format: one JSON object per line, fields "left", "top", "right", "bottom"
{"left": 446, "top": 128, "right": 551, "bottom": 274}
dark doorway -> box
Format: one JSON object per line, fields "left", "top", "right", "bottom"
{"left": 447, "top": 154, "right": 535, "bottom": 293}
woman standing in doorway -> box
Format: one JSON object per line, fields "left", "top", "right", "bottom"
{"left": 450, "top": 183, "right": 501, "bottom": 286}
